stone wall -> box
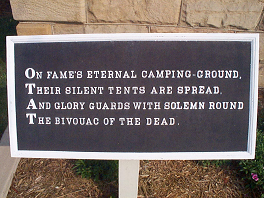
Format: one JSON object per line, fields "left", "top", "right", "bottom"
{"left": 9, "top": 0, "right": 264, "bottom": 87}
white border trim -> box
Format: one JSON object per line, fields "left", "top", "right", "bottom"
{"left": 247, "top": 34, "right": 259, "bottom": 158}
{"left": 6, "top": 36, "right": 18, "bottom": 158}
{"left": 11, "top": 150, "right": 254, "bottom": 160}
{"left": 6, "top": 33, "right": 259, "bottom": 160}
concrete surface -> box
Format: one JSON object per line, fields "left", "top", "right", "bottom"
{"left": 0, "top": 128, "right": 20, "bottom": 198}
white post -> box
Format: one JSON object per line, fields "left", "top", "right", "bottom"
{"left": 119, "top": 160, "right": 140, "bottom": 198}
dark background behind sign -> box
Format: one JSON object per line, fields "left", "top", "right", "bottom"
{"left": 14, "top": 41, "right": 251, "bottom": 152}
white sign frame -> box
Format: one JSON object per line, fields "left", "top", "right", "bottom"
{"left": 7, "top": 33, "right": 259, "bottom": 160}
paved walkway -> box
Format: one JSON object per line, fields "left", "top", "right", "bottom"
{"left": 0, "top": 128, "right": 20, "bottom": 198}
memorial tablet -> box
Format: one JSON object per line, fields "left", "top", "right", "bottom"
{"left": 7, "top": 33, "right": 259, "bottom": 160}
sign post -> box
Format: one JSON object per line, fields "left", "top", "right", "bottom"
{"left": 119, "top": 160, "right": 140, "bottom": 198}
{"left": 6, "top": 33, "right": 259, "bottom": 195}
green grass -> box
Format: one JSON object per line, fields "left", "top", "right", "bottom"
{"left": 0, "top": 59, "right": 7, "bottom": 139}
{"left": 0, "top": 16, "right": 18, "bottom": 61}
{"left": 0, "top": 16, "right": 18, "bottom": 139}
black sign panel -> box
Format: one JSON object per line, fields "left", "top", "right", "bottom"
{"left": 7, "top": 34, "right": 259, "bottom": 159}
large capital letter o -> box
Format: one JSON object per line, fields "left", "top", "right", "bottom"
{"left": 25, "top": 68, "right": 36, "bottom": 79}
